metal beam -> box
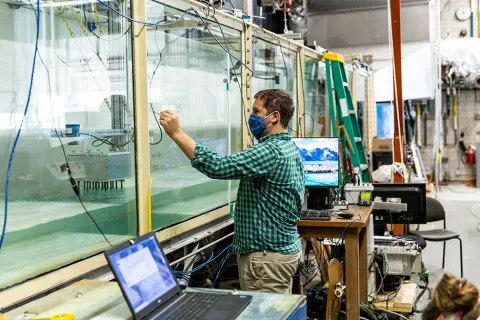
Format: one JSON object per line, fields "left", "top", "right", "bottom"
{"left": 242, "top": 22, "right": 253, "bottom": 148}
{"left": 132, "top": 0, "right": 151, "bottom": 234}
{"left": 297, "top": 48, "right": 306, "bottom": 137}
{"left": 390, "top": 0, "right": 405, "bottom": 183}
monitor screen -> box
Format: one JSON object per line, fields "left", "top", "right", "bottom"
{"left": 108, "top": 235, "right": 177, "bottom": 313}
{"left": 292, "top": 137, "right": 340, "bottom": 187}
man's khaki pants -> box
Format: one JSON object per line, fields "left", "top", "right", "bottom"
{"left": 238, "top": 250, "right": 301, "bottom": 294}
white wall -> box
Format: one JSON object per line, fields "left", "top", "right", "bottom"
{"left": 374, "top": 43, "right": 434, "bottom": 101}
{"left": 420, "top": 0, "right": 480, "bottom": 181}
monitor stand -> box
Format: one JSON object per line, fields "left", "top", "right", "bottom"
{"left": 306, "top": 188, "right": 332, "bottom": 210}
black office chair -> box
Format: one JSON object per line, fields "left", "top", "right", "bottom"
{"left": 408, "top": 197, "right": 463, "bottom": 277}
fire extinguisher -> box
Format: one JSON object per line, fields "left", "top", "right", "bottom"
{"left": 462, "top": 145, "right": 476, "bottom": 165}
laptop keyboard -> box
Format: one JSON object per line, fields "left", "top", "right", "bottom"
{"left": 165, "top": 293, "right": 224, "bottom": 320}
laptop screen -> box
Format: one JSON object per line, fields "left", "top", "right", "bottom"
{"left": 108, "top": 235, "right": 177, "bottom": 313}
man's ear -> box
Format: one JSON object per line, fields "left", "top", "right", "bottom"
{"left": 271, "top": 111, "right": 281, "bottom": 125}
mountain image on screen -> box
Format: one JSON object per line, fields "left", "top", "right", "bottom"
{"left": 292, "top": 138, "right": 340, "bottom": 187}
{"left": 295, "top": 146, "right": 339, "bottom": 162}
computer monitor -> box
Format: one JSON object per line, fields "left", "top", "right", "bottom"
{"left": 371, "top": 183, "right": 427, "bottom": 225}
{"left": 292, "top": 137, "right": 340, "bottom": 188}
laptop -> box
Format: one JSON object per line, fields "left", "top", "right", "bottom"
{"left": 105, "top": 233, "right": 252, "bottom": 320}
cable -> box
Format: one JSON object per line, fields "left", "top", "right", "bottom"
{"left": 346, "top": 192, "right": 363, "bottom": 220}
{"left": 98, "top": 0, "right": 249, "bottom": 74}
{"left": 175, "top": 250, "right": 214, "bottom": 274}
{"left": 209, "top": 247, "right": 232, "bottom": 288}
{"left": 97, "top": 0, "right": 196, "bottom": 27}
{"left": 53, "top": 45, "right": 86, "bottom": 69}
{"left": 90, "top": 24, "right": 131, "bottom": 41}
{"left": 252, "top": 27, "right": 299, "bottom": 135}
{"left": 212, "top": 16, "right": 242, "bottom": 53}
{"left": 174, "top": 244, "right": 233, "bottom": 275}
{"left": 292, "top": 218, "right": 357, "bottom": 277}
{"left": 0, "top": 0, "right": 41, "bottom": 251}
{"left": 79, "top": 132, "right": 133, "bottom": 149}
{"left": 210, "top": 15, "right": 252, "bottom": 142}
{"left": 85, "top": 4, "right": 131, "bottom": 43}
{"left": 292, "top": 193, "right": 364, "bottom": 278}
{"left": 413, "top": 276, "right": 429, "bottom": 313}
{"left": 27, "top": 5, "right": 114, "bottom": 248}
{"left": 146, "top": 22, "right": 169, "bottom": 146}
{"left": 100, "top": 1, "right": 253, "bottom": 143}
{"left": 192, "top": 9, "right": 252, "bottom": 74}
{"left": 299, "top": 112, "right": 315, "bottom": 137}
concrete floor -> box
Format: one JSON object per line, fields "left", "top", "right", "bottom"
{"left": 422, "top": 184, "right": 480, "bottom": 287}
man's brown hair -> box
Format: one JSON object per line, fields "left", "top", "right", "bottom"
{"left": 254, "top": 89, "right": 294, "bottom": 128}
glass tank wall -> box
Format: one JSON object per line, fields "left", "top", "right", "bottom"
{"left": 304, "top": 57, "right": 328, "bottom": 137}
{"left": 0, "top": 0, "right": 332, "bottom": 297}
{"left": 145, "top": 2, "right": 242, "bottom": 230}
{"left": 0, "top": 1, "right": 136, "bottom": 289}
{"left": 251, "top": 35, "right": 298, "bottom": 136}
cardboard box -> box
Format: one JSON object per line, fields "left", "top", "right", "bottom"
{"left": 372, "top": 138, "right": 393, "bottom": 152}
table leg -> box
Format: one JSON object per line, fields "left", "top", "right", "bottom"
{"left": 359, "top": 225, "right": 368, "bottom": 303}
{"left": 345, "top": 229, "right": 360, "bottom": 320}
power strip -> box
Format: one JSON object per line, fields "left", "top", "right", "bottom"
{"left": 344, "top": 183, "right": 374, "bottom": 191}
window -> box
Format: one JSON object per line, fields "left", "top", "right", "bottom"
{"left": 146, "top": 2, "right": 242, "bottom": 230}
{"left": 251, "top": 36, "right": 298, "bottom": 136}
{"left": 0, "top": 1, "right": 136, "bottom": 289}
{"left": 304, "top": 57, "right": 328, "bottom": 137}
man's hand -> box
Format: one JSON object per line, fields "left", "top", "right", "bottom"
{"left": 159, "top": 110, "right": 182, "bottom": 137}
{"left": 159, "top": 110, "right": 196, "bottom": 160}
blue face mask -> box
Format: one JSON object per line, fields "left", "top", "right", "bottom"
{"left": 248, "top": 113, "right": 273, "bottom": 140}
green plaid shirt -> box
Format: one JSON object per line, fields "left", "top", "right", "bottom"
{"left": 191, "top": 132, "right": 304, "bottom": 255}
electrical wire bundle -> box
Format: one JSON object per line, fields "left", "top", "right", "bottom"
{"left": 174, "top": 244, "right": 233, "bottom": 289}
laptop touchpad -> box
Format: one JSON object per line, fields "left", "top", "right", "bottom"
{"left": 201, "top": 294, "right": 251, "bottom": 320}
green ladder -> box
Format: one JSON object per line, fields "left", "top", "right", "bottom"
{"left": 325, "top": 52, "right": 372, "bottom": 184}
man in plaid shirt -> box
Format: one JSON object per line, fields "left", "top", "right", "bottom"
{"left": 160, "top": 89, "right": 304, "bottom": 293}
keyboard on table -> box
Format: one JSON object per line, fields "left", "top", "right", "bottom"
{"left": 300, "top": 209, "right": 344, "bottom": 221}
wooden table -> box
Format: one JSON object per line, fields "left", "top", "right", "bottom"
{"left": 297, "top": 205, "right": 372, "bottom": 320}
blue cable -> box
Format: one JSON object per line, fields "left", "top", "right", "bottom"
{"left": 0, "top": 0, "right": 40, "bottom": 251}
{"left": 96, "top": 0, "right": 195, "bottom": 27}
{"left": 173, "top": 250, "right": 214, "bottom": 273}
{"left": 174, "top": 244, "right": 233, "bottom": 275}
{"left": 209, "top": 248, "right": 232, "bottom": 288}
{"left": 346, "top": 191, "right": 363, "bottom": 220}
